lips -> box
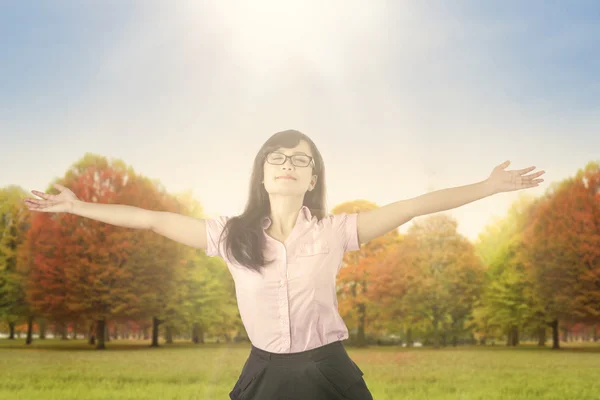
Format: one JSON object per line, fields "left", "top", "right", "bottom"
{"left": 276, "top": 176, "right": 296, "bottom": 180}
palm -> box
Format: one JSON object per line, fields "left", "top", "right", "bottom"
{"left": 24, "top": 184, "right": 79, "bottom": 213}
{"left": 486, "top": 161, "right": 545, "bottom": 194}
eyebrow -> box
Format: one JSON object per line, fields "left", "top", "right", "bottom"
{"left": 275, "top": 150, "right": 310, "bottom": 156}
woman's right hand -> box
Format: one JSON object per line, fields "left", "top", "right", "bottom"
{"left": 24, "top": 183, "right": 80, "bottom": 213}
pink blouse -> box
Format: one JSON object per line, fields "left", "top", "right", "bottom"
{"left": 205, "top": 206, "right": 360, "bottom": 354}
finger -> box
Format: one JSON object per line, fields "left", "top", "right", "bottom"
{"left": 32, "top": 190, "right": 53, "bottom": 200}
{"left": 525, "top": 181, "right": 542, "bottom": 188}
{"left": 517, "top": 166, "right": 537, "bottom": 174}
{"left": 31, "top": 190, "right": 46, "bottom": 199}
{"left": 25, "top": 200, "right": 40, "bottom": 208}
{"left": 522, "top": 178, "right": 544, "bottom": 186}
{"left": 524, "top": 171, "right": 545, "bottom": 179}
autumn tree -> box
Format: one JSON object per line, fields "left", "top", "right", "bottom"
{"left": 332, "top": 200, "right": 400, "bottom": 347}
{"left": 23, "top": 154, "right": 186, "bottom": 349}
{"left": 522, "top": 161, "right": 600, "bottom": 349}
{"left": 395, "top": 214, "right": 485, "bottom": 348}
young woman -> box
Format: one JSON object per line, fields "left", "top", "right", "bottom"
{"left": 24, "top": 129, "right": 544, "bottom": 399}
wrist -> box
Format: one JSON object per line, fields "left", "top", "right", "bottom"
{"left": 482, "top": 179, "right": 498, "bottom": 196}
{"left": 69, "top": 199, "right": 82, "bottom": 214}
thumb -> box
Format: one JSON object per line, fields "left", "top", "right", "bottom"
{"left": 498, "top": 160, "right": 510, "bottom": 169}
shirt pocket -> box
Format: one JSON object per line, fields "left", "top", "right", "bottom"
{"left": 297, "top": 240, "right": 330, "bottom": 257}
{"left": 288, "top": 240, "right": 330, "bottom": 280}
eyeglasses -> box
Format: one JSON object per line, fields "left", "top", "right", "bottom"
{"left": 265, "top": 152, "right": 314, "bottom": 168}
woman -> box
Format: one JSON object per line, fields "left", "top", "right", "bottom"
{"left": 24, "top": 129, "right": 544, "bottom": 399}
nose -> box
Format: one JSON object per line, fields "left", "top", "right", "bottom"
{"left": 281, "top": 158, "right": 294, "bottom": 169}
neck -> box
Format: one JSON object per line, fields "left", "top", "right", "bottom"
{"left": 267, "top": 195, "right": 304, "bottom": 236}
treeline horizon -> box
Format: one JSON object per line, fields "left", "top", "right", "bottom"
{"left": 1, "top": 153, "right": 599, "bottom": 350}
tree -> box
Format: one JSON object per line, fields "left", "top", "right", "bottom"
{"left": 23, "top": 154, "right": 185, "bottom": 349}
{"left": 0, "top": 185, "right": 34, "bottom": 342}
{"left": 396, "top": 214, "right": 484, "bottom": 348}
{"left": 474, "top": 194, "right": 540, "bottom": 347}
{"left": 522, "top": 161, "right": 600, "bottom": 349}
{"left": 332, "top": 200, "right": 400, "bottom": 347}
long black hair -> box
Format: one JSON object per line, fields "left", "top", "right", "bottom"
{"left": 220, "top": 130, "right": 327, "bottom": 274}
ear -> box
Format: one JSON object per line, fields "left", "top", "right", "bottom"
{"left": 309, "top": 175, "right": 318, "bottom": 191}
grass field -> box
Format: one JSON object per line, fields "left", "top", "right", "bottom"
{"left": 1, "top": 339, "right": 599, "bottom": 400}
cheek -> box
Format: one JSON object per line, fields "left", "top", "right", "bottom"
{"left": 263, "top": 165, "right": 275, "bottom": 180}
{"left": 298, "top": 174, "right": 313, "bottom": 187}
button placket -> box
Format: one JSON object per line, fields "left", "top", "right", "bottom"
{"left": 278, "top": 243, "right": 291, "bottom": 347}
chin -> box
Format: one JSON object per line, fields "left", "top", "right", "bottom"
{"left": 266, "top": 186, "right": 307, "bottom": 197}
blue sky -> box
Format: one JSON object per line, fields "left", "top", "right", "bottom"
{"left": 1, "top": 1, "right": 599, "bottom": 241}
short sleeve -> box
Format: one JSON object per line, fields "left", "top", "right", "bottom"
{"left": 331, "top": 213, "right": 360, "bottom": 253}
{"left": 204, "top": 216, "right": 230, "bottom": 257}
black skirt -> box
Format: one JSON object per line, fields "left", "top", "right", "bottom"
{"left": 229, "top": 340, "right": 374, "bottom": 400}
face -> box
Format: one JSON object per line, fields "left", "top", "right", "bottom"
{"left": 262, "top": 139, "right": 318, "bottom": 197}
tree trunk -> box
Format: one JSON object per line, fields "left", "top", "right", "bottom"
{"left": 95, "top": 319, "right": 106, "bottom": 350}
{"left": 511, "top": 326, "right": 519, "bottom": 346}
{"left": 356, "top": 302, "right": 367, "bottom": 347}
{"left": 537, "top": 326, "right": 546, "bottom": 346}
{"left": 60, "top": 322, "right": 68, "bottom": 340}
{"left": 550, "top": 319, "right": 560, "bottom": 349}
{"left": 8, "top": 322, "right": 15, "bottom": 339}
{"left": 192, "top": 323, "right": 205, "bottom": 344}
{"left": 72, "top": 322, "right": 78, "bottom": 339}
{"left": 406, "top": 327, "right": 413, "bottom": 347}
{"left": 88, "top": 321, "right": 96, "bottom": 345}
{"left": 151, "top": 317, "right": 163, "bottom": 347}
{"left": 105, "top": 322, "right": 110, "bottom": 342}
{"left": 39, "top": 319, "right": 46, "bottom": 339}
{"left": 26, "top": 315, "right": 34, "bottom": 345}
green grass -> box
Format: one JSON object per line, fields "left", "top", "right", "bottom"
{"left": 1, "top": 339, "right": 599, "bottom": 399}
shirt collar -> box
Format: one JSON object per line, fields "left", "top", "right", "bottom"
{"left": 262, "top": 205, "right": 312, "bottom": 230}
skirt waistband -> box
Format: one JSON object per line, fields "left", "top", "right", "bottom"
{"left": 250, "top": 340, "right": 345, "bottom": 362}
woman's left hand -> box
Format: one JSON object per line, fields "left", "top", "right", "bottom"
{"left": 485, "top": 160, "right": 545, "bottom": 194}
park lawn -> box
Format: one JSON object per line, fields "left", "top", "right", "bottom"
{"left": 0, "top": 340, "right": 599, "bottom": 400}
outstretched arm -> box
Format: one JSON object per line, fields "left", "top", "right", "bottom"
{"left": 356, "top": 161, "right": 545, "bottom": 244}
{"left": 25, "top": 184, "right": 210, "bottom": 251}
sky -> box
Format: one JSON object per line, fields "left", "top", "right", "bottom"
{"left": 1, "top": 1, "right": 599, "bottom": 241}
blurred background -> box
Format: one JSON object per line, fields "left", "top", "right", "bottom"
{"left": 1, "top": 1, "right": 599, "bottom": 399}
